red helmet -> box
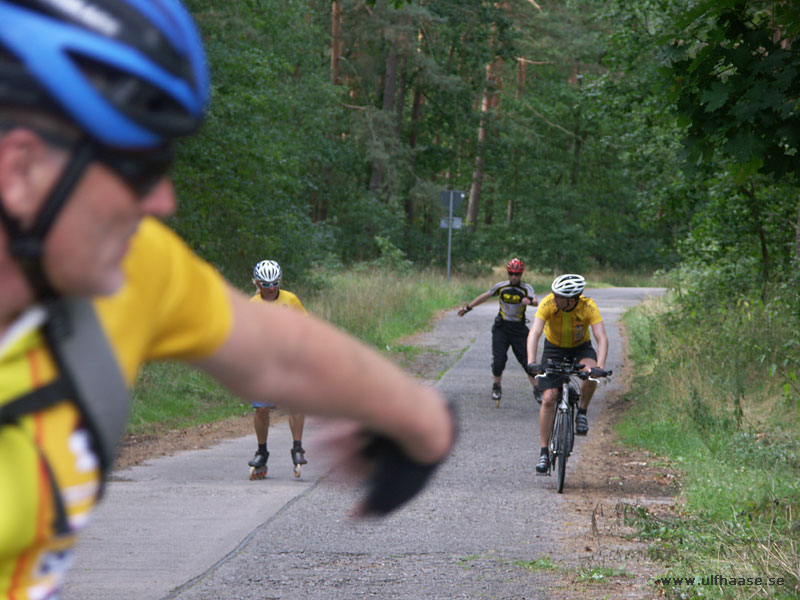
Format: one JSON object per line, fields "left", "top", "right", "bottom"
{"left": 506, "top": 258, "right": 525, "bottom": 274}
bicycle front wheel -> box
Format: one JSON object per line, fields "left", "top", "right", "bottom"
{"left": 554, "top": 409, "right": 570, "bottom": 493}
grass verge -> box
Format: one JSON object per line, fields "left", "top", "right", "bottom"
{"left": 616, "top": 296, "right": 800, "bottom": 599}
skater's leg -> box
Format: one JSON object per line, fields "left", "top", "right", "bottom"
{"left": 288, "top": 412, "right": 304, "bottom": 442}
{"left": 491, "top": 324, "right": 510, "bottom": 380}
{"left": 510, "top": 323, "right": 534, "bottom": 386}
{"left": 491, "top": 323, "right": 510, "bottom": 400}
{"left": 249, "top": 405, "right": 272, "bottom": 478}
{"left": 289, "top": 413, "right": 307, "bottom": 466}
{"left": 254, "top": 406, "right": 271, "bottom": 445}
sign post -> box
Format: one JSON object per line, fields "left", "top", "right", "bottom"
{"left": 439, "top": 190, "right": 465, "bottom": 282}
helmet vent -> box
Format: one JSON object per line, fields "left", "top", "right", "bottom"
{"left": 70, "top": 51, "right": 199, "bottom": 138}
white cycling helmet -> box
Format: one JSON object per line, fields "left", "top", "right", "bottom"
{"left": 551, "top": 274, "right": 585, "bottom": 297}
{"left": 253, "top": 260, "right": 282, "bottom": 286}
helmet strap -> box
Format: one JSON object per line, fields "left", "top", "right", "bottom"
{"left": 0, "top": 139, "right": 95, "bottom": 300}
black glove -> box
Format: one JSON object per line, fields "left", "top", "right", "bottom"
{"left": 359, "top": 402, "right": 457, "bottom": 516}
{"left": 589, "top": 367, "right": 610, "bottom": 378}
{"left": 526, "top": 362, "right": 543, "bottom": 375}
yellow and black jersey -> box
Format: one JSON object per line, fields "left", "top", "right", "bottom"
{"left": 0, "top": 217, "right": 233, "bottom": 600}
{"left": 535, "top": 293, "right": 602, "bottom": 347}
{"left": 487, "top": 280, "right": 536, "bottom": 323}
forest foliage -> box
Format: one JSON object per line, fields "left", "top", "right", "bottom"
{"left": 173, "top": 0, "right": 799, "bottom": 309}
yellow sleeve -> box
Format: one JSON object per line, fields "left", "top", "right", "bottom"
{"left": 94, "top": 217, "right": 233, "bottom": 385}
{"left": 535, "top": 294, "right": 555, "bottom": 321}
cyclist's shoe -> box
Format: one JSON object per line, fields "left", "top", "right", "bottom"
{"left": 491, "top": 383, "right": 502, "bottom": 401}
{"left": 576, "top": 413, "right": 589, "bottom": 436}
{"left": 536, "top": 453, "right": 549, "bottom": 474}
{"left": 291, "top": 446, "right": 308, "bottom": 466}
{"left": 533, "top": 388, "right": 542, "bottom": 404}
{"left": 248, "top": 450, "right": 269, "bottom": 480}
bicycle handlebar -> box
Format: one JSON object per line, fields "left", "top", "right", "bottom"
{"left": 529, "top": 358, "right": 612, "bottom": 380}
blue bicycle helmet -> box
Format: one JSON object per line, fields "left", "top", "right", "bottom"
{"left": 0, "top": 0, "right": 208, "bottom": 149}
{"left": 0, "top": 0, "right": 209, "bottom": 298}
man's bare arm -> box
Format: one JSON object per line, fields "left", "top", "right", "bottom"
{"left": 591, "top": 321, "right": 609, "bottom": 370}
{"left": 192, "top": 285, "right": 453, "bottom": 464}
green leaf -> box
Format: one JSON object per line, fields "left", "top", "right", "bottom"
{"left": 700, "top": 82, "right": 730, "bottom": 112}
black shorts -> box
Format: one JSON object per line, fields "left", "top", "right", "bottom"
{"left": 537, "top": 340, "right": 597, "bottom": 391}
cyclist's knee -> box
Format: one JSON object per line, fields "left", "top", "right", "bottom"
{"left": 541, "top": 389, "right": 557, "bottom": 407}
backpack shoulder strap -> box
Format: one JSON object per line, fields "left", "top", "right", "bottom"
{"left": 44, "top": 298, "right": 129, "bottom": 475}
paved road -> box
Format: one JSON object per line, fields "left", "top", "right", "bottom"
{"left": 64, "top": 287, "right": 663, "bottom": 600}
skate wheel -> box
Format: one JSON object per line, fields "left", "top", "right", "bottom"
{"left": 293, "top": 464, "right": 301, "bottom": 478}
{"left": 249, "top": 466, "right": 267, "bottom": 480}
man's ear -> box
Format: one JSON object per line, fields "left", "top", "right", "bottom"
{"left": 0, "top": 128, "right": 51, "bottom": 227}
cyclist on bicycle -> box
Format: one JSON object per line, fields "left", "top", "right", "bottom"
{"left": 0, "top": 3, "right": 454, "bottom": 598}
{"left": 525, "top": 274, "right": 609, "bottom": 473}
{"left": 458, "top": 258, "right": 541, "bottom": 404}
{"left": 248, "top": 260, "right": 308, "bottom": 478}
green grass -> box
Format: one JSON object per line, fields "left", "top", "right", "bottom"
{"left": 130, "top": 362, "right": 248, "bottom": 436}
{"left": 616, "top": 296, "right": 800, "bottom": 599}
{"left": 299, "top": 268, "right": 489, "bottom": 348}
{"left": 512, "top": 557, "right": 557, "bottom": 572}
{"left": 575, "top": 565, "right": 631, "bottom": 583}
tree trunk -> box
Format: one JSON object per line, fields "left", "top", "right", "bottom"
{"left": 331, "top": 2, "right": 341, "bottom": 85}
{"left": 408, "top": 88, "right": 423, "bottom": 150}
{"left": 466, "top": 87, "right": 489, "bottom": 229}
{"left": 404, "top": 87, "right": 424, "bottom": 225}
{"left": 369, "top": 44, "right": 399, "bottom": 194}
{"left": 382, "top": 45, "right": 399, "bottom": 113}
{"left": 468, "top": 57, "right": 503, "bottom": 228}
{"left": 570, "top": 132, "right": 583, "bottom": 186}
{"left": 507, "top": 150, "right": 517, "bottom": 224}
{"left": 516, "top": 58, "right": 526, "bottom": 99}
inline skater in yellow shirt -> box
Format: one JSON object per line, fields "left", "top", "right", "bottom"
{"left": 248, "top": 260, "right": 308, "bottom": 478}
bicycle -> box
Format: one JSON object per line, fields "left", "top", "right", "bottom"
{"left": 534, "top": 358, "right": 612, "bottom": 493}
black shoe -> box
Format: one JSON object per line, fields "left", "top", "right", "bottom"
{"left": 576, "top": 413, "right": 589, "bottom": 435}
{"left": 533, "top": 388, "right": 542, "bottom": 404}
{"left": 248, "top": 450, "right": 269, "bottom": 469}
{"left": 291, "top": 447, "right": 307, "bottom": 465}
{"left": 491, "top": 383, "right": 502, "bottom": 400}
{"left": 536, "top": 453, "right": 549, "bottom": 474}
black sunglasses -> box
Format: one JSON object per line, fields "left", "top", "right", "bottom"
{"left": 17, "top": 125, "right": 174, "bottom": 198}
{"left": 96, "top": 145, "right": 174, "bottom": 198}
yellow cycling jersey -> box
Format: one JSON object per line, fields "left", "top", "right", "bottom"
{"left": 250, "top": 289, "right": 307, "bottom": 314}
{"left": 535, "top": 293, "right": 602, "bottom": 347}
{"left": 0, "top": 217, "right": 233, "bottom": 600}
